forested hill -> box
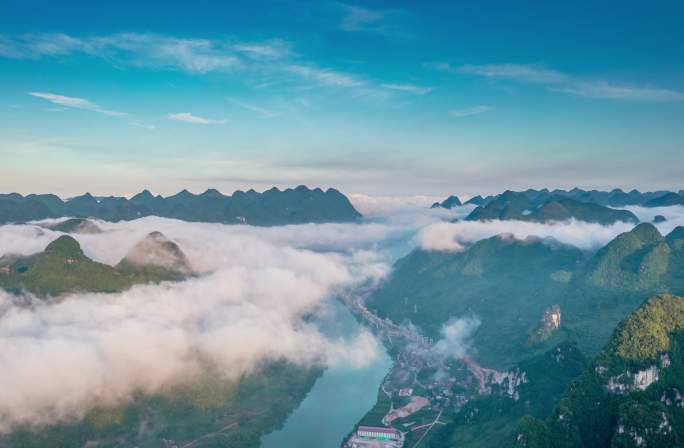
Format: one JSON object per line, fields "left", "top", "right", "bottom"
{"left": 0, "top": 185, "right": 361, "bottom": 225}
{"left": 512, "top": 294, "right": 684, "bottom": 448}
{"left": 367, "top": 224, "right": 684, "bottom": 448}
{"left": 0, "top": 232, "right": 189, "bottom": 297}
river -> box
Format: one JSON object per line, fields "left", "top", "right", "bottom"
{"left": 260, "top": 299, "right": 393, "bottom": 448}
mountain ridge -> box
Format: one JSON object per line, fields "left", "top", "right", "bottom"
{"left": 0, "top": 185, "right": 361, "bottom": 225}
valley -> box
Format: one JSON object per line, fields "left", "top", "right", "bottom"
{"left": 1, "top": 189, "right": 684, "bottom": 448}
{"left": 2, "top": 3, "right": 683, "bottom": 445}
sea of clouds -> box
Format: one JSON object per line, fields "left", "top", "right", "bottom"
{"left": 417, "top": 205, "right": 684, "bottom": 252}
{"left": 0, "top": 217, "right": 395, "bottom": 430}
{"left": 0, "top": 200, "right": 682, "bottom": 430}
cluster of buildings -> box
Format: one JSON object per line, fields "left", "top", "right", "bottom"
{"left": 345, "top": 426, "right": 404, "bottom": 448}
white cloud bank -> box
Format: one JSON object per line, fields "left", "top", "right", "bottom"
{"left": 349, "top": 193, "right": 442, "bottom": 217}
{"left": 0, "top": 218, "right": 389, "bottom": 430}
{"left": 622, "top": 205, "right": 684, "bottom": 235}
{"left": 418, "top": 219, "right": 636, "bottom": 252}
{"left": 1, "top": 205, "right": 682, "bottom": 429}
{"left": 417, "top": 205, "right": 684, "bottom": 252}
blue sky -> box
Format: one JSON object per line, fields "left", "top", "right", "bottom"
{"left": 1, "top": 0, "right": 683, "bottom": 197}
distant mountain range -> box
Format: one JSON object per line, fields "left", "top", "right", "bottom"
{"left": 431, "top": 188, "right": 683, "bottom": 225}
{"left": 466, "top": 194, "right": 639, "bottom": 225}
{"left": 432, "top": 188, "right": 684, "bottom": 210}
{"left": 431, "top": 195, "right": 462, "bottom": 209}
{"left": 0, "top": 186, "right": 361, "bottom": 225}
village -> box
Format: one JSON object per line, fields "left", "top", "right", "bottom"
{"left": 340, "top": 289, "right": 525, "bottom": 448}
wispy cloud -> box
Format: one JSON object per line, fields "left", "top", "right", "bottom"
{"left": 549, "top": 82, "right": 684, "bottom": 101}
{"left": 12, "top": 33, "right": 241, "bottom": 74}
{"left": 338, "top": 3, "right": 385, "bottom": 32}
{"left": 94, "top": 33, "right": 241, "bottom": 74}
{"left": 457, "top": 63, "right": 567, "bottom": 84}
{"left": 333, "top": 2, "right": 407, "bottom": 38}
{"left": 28, "top": 92, "right": 125, "bottom": 116}
{"left": 435, "top": 62, "right": 684, "bottom": 101}
{"left": 284, "top": 64, "right": 365, "bottom": 88}
{"left": 3, "top": 33, "right": 406, "bottom": 102}
{"left": 449, "top": 105, "right": 493, "bottom": 117}
{"left": 226, "top": 98, "right": 278, "bottom": 118}
{"left": 381, "top": 83, "right": 432, "bottom": 95}
{"left": 167, "top": 112, "right": 227, "bottom": 125}
{"left": 232, "top": 39, "right": 291, "bottom": 59}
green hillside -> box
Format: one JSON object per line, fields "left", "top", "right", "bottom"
{"left": 563, "top": 224, "right": 684, "bottom": 355}
{"left": 368, "top": 224, "right": 684, "bottom": 368}
{"left": 367, "top": 235, "right": 585, "bottom": 368}
{"left": 424, "top": 342, "right": 588, "bottom": 448}
{"left": 0, "top": 234, "right": 186, "bottom": 297}
{"left": 362, "top": 225, "right": 684, "bottom": 448}
{"left": 511, "top": 294, "right": 684, "bottom": 448}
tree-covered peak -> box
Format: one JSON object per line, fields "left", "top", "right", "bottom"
{"left": 612, "top": 294, "right": 684, "bottom": 361}
{"left": 44, "top": 235, "right": 84, "bottom": 257}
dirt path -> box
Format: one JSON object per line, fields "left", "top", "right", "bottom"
{"left": 410, "top": 409, "right": 443, "bottom": 448}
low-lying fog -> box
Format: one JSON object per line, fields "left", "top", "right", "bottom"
{"left": 0, "top": 197, "right": 682, "bottom": 431}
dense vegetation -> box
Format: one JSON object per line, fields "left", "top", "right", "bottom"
{"left": 367, "top": 234, "right": 585, "bottom": 368}
{"left": 365, "top": 224, "right": 684, "bottom": 447}
{"left": 0, "top": 234, "right": 186, "bottom": 297}
{"left": 0, "top": 185, "right": 361, "bottom": 225}
{"left": 511, "top": 294, "right": 684, "bottom": 448}
{"left": 369, "top": 224, "right": 684, "bottom": 369}
{"left": 424, "top": 342, "right": 588, "bottom": 448}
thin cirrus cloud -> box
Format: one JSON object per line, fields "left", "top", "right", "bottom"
{"left": 167, "top": 112, "right": 227, "bottom": 125}
{"left": 449, "top": 105, "right": 493, "bottom": 118}
{"left": 226, "top": 98, "right": 279, "bottom": 118}
{"left": 380, "top": 83, "right": 432, "bottom": 95}
{"left": 28, "top": 92, "right": 125, "bottom": 116}
{"left": 284, "top": 63, "right": 365, "bottom": 88}
{"left": 333, "top": 2, "right": 406, "bottom": 38}
{"left": 1, "top": 33, "right": 416, "bottom": 101}
{"left": 337, "top": 3, "right": 385, "bottom": 32}
{"left": 434, "top": 62, "right": 684, "bottom": 101}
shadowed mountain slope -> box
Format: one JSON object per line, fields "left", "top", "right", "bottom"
{"left": 0, "top": 186, "right": 361, "bottom": 225}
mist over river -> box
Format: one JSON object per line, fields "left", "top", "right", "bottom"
{"left": 260, "top": 299, "right": 392, "bottom": 447}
